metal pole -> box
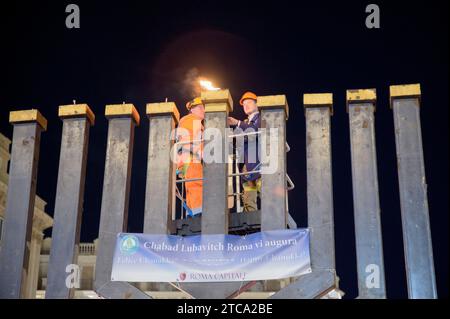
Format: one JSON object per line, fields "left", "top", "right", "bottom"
{"left": 347, "top": 89, "right": 386, "bottom": 298}
{"left": 271, "top": 93, "right": 337, "bottom": 299}
{"left": 201, "top": 89, "right": 233, "bottom": 234}
{"left": 0, "top": 110, "right": 46, "bottom": 298}
{"left": 181, "top": 180, "right": 185, "bottom": 219}
{"left": 144, "top": 102, "right": 179, "bottom": 234}
{"left": 46, "top": 104, "right": 94, "bottom": 299}
{"left": 304, "top": 93, "right": 336, "bottom": 272}
{"left": 390, "top": 84, "right": 437, "bottom": 299}
{"left": 258, "top": 95, "right": 288, "bottom": 231}
{"left": 235, "top": 155, "right": 243, "bottom": 213}
{"left": 227, "top": 154, "right": 234, "bottom": 210}
{"left": 256, "top": 96, "right": 289, "bottom": 295}
{"left": 94, "top": 104, "right": 149, "bottom": 299}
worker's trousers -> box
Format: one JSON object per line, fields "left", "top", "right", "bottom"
{"left": 184, "top": 162, "right": 203, "bottom": 216}
{"left": 242, "top": 178, "right": 261, "bottom": 212}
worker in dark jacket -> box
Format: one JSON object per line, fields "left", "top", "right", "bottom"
{"left": 228, "top": 91, "right": 261, "bottom": 212}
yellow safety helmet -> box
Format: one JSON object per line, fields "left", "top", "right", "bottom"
{"left": 239, "top": 91, "right": 257, "bottom": 106}
{"left": 186, "top": 97, "right": 204, "bottom": 110}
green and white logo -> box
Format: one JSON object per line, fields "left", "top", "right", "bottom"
{"left": 120, "top": 235, "right": 139, "bottom": 255}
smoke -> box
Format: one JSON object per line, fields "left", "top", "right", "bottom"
{"left": 180, "top": 67, "right": 202, "bottom": 99}
{"left": 148, "top": 66, "right": 202, "bottom": 105}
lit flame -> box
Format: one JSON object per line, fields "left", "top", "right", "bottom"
{"left": 199, "top": 79, "right": 220, "bottom": 91}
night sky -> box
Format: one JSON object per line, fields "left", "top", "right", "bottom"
{"left": 0, "top": 1, "right": 448, "bottom": 299}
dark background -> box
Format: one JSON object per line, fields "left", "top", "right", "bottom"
{"left": 0, "top": 1, "right": 448, "bottom": 299}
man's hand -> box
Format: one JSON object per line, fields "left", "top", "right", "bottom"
{"left": 228, "top": 117, "right": 239, "bottom": 126}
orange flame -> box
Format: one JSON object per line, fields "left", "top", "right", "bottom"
{"left": 199, "top": 79, "right": 220, "bottom": 91}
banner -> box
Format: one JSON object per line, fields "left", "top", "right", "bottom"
{"left": 111, "top": 228, "right": 311, "bottom": 283}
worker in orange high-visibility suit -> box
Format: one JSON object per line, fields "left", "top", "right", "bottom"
{"left": 176, "top": 97, "right": 205, "bottom": 217}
